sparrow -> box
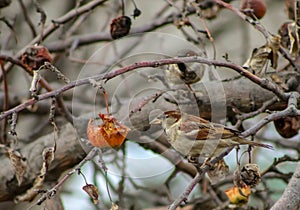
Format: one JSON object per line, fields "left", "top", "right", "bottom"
{"left": 165, "top": 51, "right": 204, "bottom": 86}
{"left": 151, "top": 110, "right": 272, "bottom": 159}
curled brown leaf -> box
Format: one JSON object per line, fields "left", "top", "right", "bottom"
{"left": 82, "top": 184, "right": 99, "bottom": 205}
{"left": 7, "top": 148, "right": 27, "bottom": 186}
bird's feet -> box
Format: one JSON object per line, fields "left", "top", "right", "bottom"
{"left": 187, "top": 156, "right": 215, "bottom": 171}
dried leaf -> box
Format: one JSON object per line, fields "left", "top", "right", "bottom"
{"left": 15, "top": 146, "right": 55, "bottom": 202}
{"left": 240, "top": 164, "right": 261, "bottom": 187}
{"left": 207, "top": 159, "right": 229, "bottom": 184}
{"left": 243, "top": 46, "right": 271, "bottom": 76}
{"left": 287, "top": 22, "right": 300, "bottom": 56}
{"left": 267, "top": 35, "right": 281, "bottom": 69}
{"left": 42, "top": 147, "right": 55, "bottom": 172}
{"left": 274, "top": 116, "right": 300, "bottom": 138}
{"left": 15, "top": 144, "right": 56, "bottom": 202}
{"left": 15, "top": 173, "right": 45, "bottom": 202}
{"left": 278, "top": 22, "right": 292, "bottom": 49}
{"left": 7, "top": 149, "right": 27, "bottom": 186}
{"left": 82, "top": 184, "right": 99, "bottom": 205}
{"left": 225, "top": 185, "right": 251, "bottom": 205}
{"left": 87, "top": 113, "right": 130, "bottom": 148}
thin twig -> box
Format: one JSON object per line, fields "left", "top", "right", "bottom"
{"left": 234, "top": 96, "right": 279, "bottom": 128}
{"left": 241, "top": 92, "right": 300, "bottom": 137}
{"left": 128, "top": 90, "right": 166, "bottom": 117}
{"left": 17, "top": 0, "right": 37, "bottom": 37}
{"left": 118, "top": 144, "right": 126, "bottom": 207}
{"left": 1, "top": 0, "right": 109, "bottom": 80}
{"left": 261, "top": 155, "right": 300, "bottom": 177}
{"left": 214, "top": 0, "right": 297, "bottom": 69}
{"left": 0, "top": 60, "right": 8, "bottom": 144}
{"left": 30, "top": 148, "right": 97, "bottom": 208}
{"left": 169, "top": 147, "right": 234, "bottom": 210}
{"left": 33, "top": 0, "right": 47, "bottom": 44}
{"left": 44, "top": 5, "right": 195, "bottom": 52}
{"left": 237, "top": 96, "right": 279, "bottom": 121}
{"left": 0, "top": 56, "right": 292, "bottom": 121}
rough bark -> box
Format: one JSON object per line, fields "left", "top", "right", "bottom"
{"left": 0, "top": 123, "right": 86, "bottom": 202}
{"left": 270, "top": 161, "right": 300, "bottom": 210}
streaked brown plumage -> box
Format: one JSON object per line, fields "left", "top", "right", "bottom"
{"left": 165, "top": 51, "right": 204, "bottom": 85}
{"left": 151, "top": 110, "right": 272, "bottom": 158}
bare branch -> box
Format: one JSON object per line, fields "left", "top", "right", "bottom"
{"left": 169, "top": 147, "right": 234, "bottom": 210}
{"left": 241, "top": 92, "right": 300, "bottom": 137}
{"left": 0, "top": 55, "right": 291, "bottom": 121}
{"left": 17, "top": 0, "right": 37, "bottom": 37}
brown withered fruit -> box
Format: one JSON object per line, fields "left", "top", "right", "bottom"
{"left": 274, "top": 116, "right": 300, "bottom": 138}
{"left": 240, "top": 0, "right": 267, "bottom": 19}
{"left": 87, "top": 113, "right": 130, "bottom": 148}
{"left": 240, "top": 164, "right": 261, "bottom": 187}
{"left": 110, "top": 16, "right": 132, "bottom": 39}
{"left": 21, "top": 45, "right": 52, "bottom": 71}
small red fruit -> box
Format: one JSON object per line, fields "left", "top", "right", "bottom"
{"left": 240, "top": 0, "right": 267, "bottom": 20}
{"left": 87, "top": 113, "right": 130, "bottom": 148}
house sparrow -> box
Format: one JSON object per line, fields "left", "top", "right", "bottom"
{"left": 165, "top": 51, "right": 204, "bottom": 86}
{"left": 151, "top": 110, "right": 272, "bottom": 158}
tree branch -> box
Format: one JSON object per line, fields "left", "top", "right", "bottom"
{"left": 169, "top": 147, "right": 234, "bottom": 210}
{"left": 270, "top": 161, "right": 300, "bottom": 210}
{"left": 0, "top": 123, "right": 86, "bottom": 202}
{"left": 0, "top": 56, "right": 293, "bottom": 121}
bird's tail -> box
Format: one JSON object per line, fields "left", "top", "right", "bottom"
{"left": 239, "top": 138, "right": 273, "bottom": 150}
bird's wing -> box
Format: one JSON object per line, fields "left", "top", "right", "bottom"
{"left": 212, "top": 124, "right": 240, "bottom": 139}
{"left": 181, "top": 114, "right": 241, "bottom": 140}
{"left": 179, "top": 120, "right": 215, "bottom": 140}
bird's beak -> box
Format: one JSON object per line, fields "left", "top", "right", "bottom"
{"left": 150, "top": 118, "right": 162, "bottom": 125}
